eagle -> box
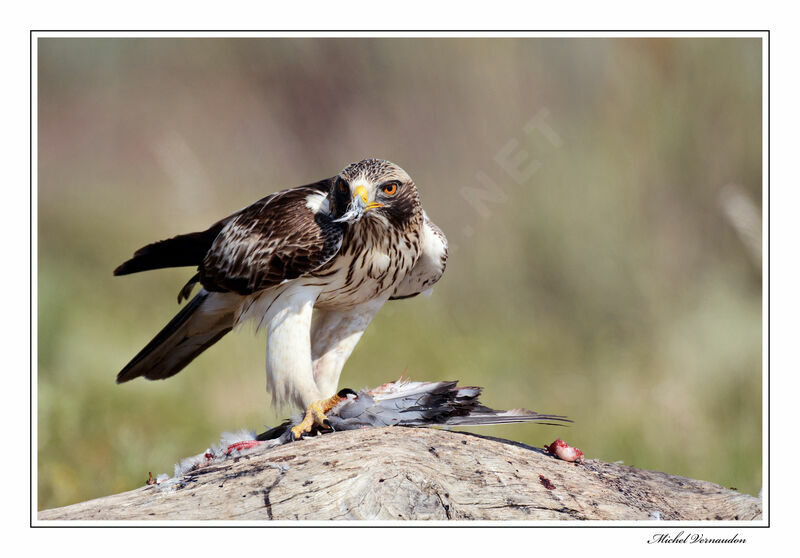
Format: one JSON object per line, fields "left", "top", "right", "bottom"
{"left": 114, "top": 159, "right": 448, "bottom": 439}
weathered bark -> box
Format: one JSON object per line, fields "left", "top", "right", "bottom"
{"left": 38, "top": 427, "right": 761, "bottom": 521}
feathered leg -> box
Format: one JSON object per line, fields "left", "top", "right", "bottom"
{"left": 310, "top": 298, "right": 387, "bottom": 396}
{"left": 263, "top": 285, "right": 324, "bottom": 410}
{"left": 261, "top": 284, "right": 345, "bottom": 440}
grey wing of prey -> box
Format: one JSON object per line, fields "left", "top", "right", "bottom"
{"left": 255, "top": 380, "right": 571, "bottom": 444}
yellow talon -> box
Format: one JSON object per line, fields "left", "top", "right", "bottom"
{"left": 290, "top": 392, "right": 348, "bottom": 440}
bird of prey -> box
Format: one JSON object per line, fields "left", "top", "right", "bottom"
{"left": 114, "top": 159, "right": 448, "bottom": 439}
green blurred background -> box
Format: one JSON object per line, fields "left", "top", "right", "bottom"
{"left": 37, "top": 37, "right": 763, "bottom": 510}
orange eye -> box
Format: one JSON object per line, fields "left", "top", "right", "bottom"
{"left": 382, "top": 183, "right": 398, "bottom": 196}
{"left": 338, "top": 181, "right": 348, "bottom": 193}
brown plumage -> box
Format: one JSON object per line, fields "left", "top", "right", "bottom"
{"left": 199, "top": 183, "right": 343, "bottom": 295}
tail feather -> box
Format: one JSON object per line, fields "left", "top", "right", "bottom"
{"left": 116, "top": 290, "right": 236, "bottom": 383}
{"left": 113, "top": 223, "right": 226, "bottom": 276}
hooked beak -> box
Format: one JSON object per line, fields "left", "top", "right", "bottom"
{"left": 334, "top": 185, "right": 384, "bottom": 224}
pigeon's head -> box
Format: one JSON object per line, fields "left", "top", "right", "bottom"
{"left": 329, "top": 159, "right": 421, "bottom": 229}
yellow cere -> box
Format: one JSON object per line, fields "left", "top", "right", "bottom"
{"left": 354, "top": 185, "right": 369, "bottom": 204}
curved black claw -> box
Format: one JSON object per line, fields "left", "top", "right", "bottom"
{"left": 337, "top": 388, "right": 358, "bottom": 398}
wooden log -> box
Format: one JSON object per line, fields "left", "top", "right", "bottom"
{"left": 38, "top": 427, "right": 761, "bottom": 521}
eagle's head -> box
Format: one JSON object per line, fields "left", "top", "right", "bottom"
{"left": 329, "top": 159, "right": 421, "bottom": 229}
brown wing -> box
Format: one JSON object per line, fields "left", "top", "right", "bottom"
{"left": 199, "top": 183, "right": 343, "bottom": 295}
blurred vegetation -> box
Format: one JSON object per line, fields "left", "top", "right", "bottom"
{"left": 37, "top": 37, "right": 762, "bottom": 510}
